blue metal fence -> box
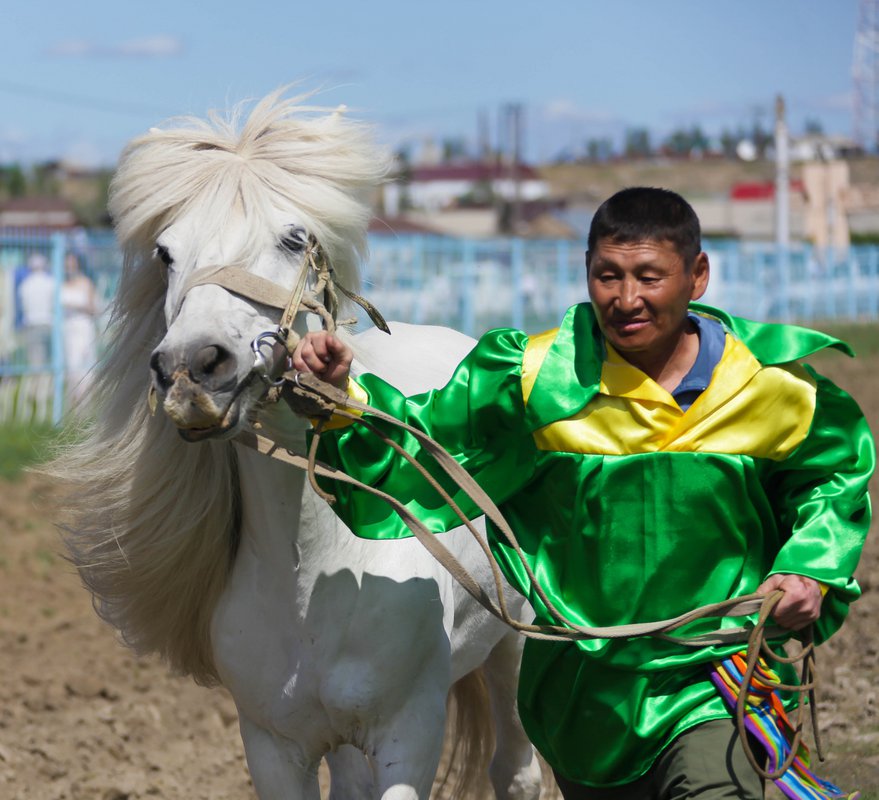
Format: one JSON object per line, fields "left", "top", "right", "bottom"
{"left": 2, "top": 229, "right": 878, "bottom": 424}
{"left": 364, "top": 235, "right": 879, "bottom": 335}
{"left": 0, "top": 229, "right": 121, "bottom": 424}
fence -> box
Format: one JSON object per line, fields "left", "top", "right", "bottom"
{"left": 2, "top": 229, "right": 878, "bottom": 425}
{"left": 0, "top": 229, "right": 120, "bottom": 425}
{"left": 365, "top": 235, "right": 879, "bottom": 333}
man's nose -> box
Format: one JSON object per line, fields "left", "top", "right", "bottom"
{"left": 615, "top": 278, "right": 643, "bottom": 312}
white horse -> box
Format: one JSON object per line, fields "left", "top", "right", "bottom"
{"left": 50, "top": 91, "right": 544, "bottom": 800}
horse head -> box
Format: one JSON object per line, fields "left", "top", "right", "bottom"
{"left": 108, "top": 90, "right": 389, "bottom": 442}
{"left": 148, "top": 212, "right": 314, "bottom": 440}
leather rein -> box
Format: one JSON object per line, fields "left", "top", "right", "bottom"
{"left": 167, "top": 236, "right": 824, "bottom": 780}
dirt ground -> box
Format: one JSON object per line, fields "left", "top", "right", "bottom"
{"left": 1, "top": 350, "right": 878, "bottom": 799}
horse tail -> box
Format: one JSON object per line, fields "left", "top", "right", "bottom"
{"left": 434, "top": 667, "right": 495, "bottom": 799}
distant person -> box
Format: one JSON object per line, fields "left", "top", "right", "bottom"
{"left": 18, "top": 252, "right": 56, "bottom": 369}
{"left": 292, "top": 187, "right": 874, "bottom": 799}
{"left": 60, "top": 251, "right": 99, "bottom": 406}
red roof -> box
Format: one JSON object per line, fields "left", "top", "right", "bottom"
{"left": 409, "top": 162, "right": 540, "bottom": 183}
{"left": 730, "top": 180, "right": 804, "bottom": 200}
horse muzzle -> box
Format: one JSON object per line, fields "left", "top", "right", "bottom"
{"left": 150, "top": 344, "right": 245, "bottom": 440}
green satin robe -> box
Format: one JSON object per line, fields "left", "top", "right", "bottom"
{"left": 314, "top": 302, "right": 875, "bottom": 787}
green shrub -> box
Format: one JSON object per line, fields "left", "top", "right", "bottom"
{"left": 0, "top": 424, "right": 61, "bottom": 481}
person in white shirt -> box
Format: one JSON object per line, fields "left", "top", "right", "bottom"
{"left": 18, "top": 253, "right": 56, "bottom": 369}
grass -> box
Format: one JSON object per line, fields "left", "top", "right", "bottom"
{"left": 0, "top": 422, "right": 63, "bottom": 481}
{"left": 816, "top": 322, "right": 879, "bottom": 359}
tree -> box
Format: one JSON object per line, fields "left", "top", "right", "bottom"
{"left": 32, "top": 162, "right": 59, "bottom": 196}
{"left": 662, "top": 126, "right": 710, "bottom": 158}
{"left": 624, "top": 127, "right": 651, "bottom": 159}
{"left": 585, "top": 137, "right": 614, "bottom": 162}
{"left": 441, "top": 137, "right": 469, "bottom": 163}
{"left": 719, "top": 128, "right": 742, "bottom": 159}
{"left": 5, "top": 163, "right": 27, "bottom": 197}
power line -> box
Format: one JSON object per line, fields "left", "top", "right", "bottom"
{"left": 0, "top": 79, "right": 172, "bottom": 117}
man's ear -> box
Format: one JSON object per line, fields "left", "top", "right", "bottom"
{"left": 690, "top": 252, "right": 710, "bottom": 301}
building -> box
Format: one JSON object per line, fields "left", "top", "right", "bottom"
{"left": 0, "top": 196, "right": 78, "bottom": 229}
{"left": 384, "top": 161, "right": 550, "bottom": 215}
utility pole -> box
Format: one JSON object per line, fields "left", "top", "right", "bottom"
{"left": 478, "top": 108, "right": 491, "bottom": 164}
{"left": 774, "top": 94, "right": 791, "bottom": 322}
{"left": 774, "top": 94, "right": 790, "bottom": 251}
{"left": 853, "top": 0, "right": 879, "bottom": 151}
{"left": 502, "top": 103, "right": 524, "bottom": 234}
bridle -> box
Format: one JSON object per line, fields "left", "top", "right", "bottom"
{"left": 163, "top": 234, "right": 388, "bottom": 412}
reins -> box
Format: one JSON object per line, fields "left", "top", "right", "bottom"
{"left": 165, "top": 235, "right": 828, "bottom": 780}
{"left": 245, "top": 371, "right": 827, "bottom": 778}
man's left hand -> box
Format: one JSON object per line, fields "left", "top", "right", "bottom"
{"left": 755, "top": 573, "right": 824, "bottom": 631}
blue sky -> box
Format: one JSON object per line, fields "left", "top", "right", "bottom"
{"left": 1, "top": 0, "right": 861, "bottom": 167}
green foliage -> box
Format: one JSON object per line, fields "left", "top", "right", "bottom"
{"left": 624, "top": 127, "right": 651, "bottom": 158}
{"left": 1, "top": 163, "right": 27, "bottom": 197}
{"left": 0, "top": 423, "right": 61, "bottom": 481}
{"left": 662, "top": 126, "right": 710, "bottom": 157}
{"left": 849, "top": 231, "right": 879, "bottom": 245}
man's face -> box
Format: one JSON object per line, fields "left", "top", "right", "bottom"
{"left": 586, "top": 238, "right": 708, "bottom": 364}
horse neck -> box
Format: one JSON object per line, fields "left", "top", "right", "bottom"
{"left": 233, "top": 405, "right": 346, "bottom": 569}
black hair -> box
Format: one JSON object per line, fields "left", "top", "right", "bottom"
{"left": 586, "top": 187, "right": 702, "bottom": 268}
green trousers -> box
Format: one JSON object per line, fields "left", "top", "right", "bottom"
{"left": 552, "top": 719, "right": 765, "bottom": 800}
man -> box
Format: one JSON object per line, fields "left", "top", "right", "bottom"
{"left": 18, "top": 252, "right": 56, "bottom": 368}
{"left": 292, "top": 188, "right": 874, "bottom": 798}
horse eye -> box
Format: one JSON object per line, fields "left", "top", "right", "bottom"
{"left": 280, "top": 229, "right": 308, "bottom": 254}
{"left": 155, "top": 244, "right": 174, "bottom": 268}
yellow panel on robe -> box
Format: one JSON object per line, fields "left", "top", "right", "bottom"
{"left": 312, "top": 377, "right": 368, "bottom": 431}
{"left": 531, "top": 335, "right": 817, "bottom": 460}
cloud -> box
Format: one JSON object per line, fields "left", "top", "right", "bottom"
{"left": 47, "top": 35, "right": 184, "bottom": 59}
{"left": 542, "top": 99, "right": 619, "bottom": 125}
{"left": 811, "top": 91, "right": 853, "bottom": 113}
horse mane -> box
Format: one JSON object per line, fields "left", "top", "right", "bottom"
{"left": 45, "top": 90, "right": 389, "bottom": 685}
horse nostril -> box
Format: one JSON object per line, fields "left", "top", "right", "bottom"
{"left": 191, "top": 344, "right": 236, "bottom": 385}
{"left": 149, "top": 350, "right": 173, "bottom": 390}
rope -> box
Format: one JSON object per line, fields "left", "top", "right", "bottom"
{"left": 734, "top": 592, "right": 821, "bottom": 781}
{"left": 243, "top": 372, "right": 787, "bottom": 646}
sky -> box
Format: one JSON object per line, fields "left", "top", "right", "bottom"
{"left": 1, "top": 0, "right": 864, "bottom": 168}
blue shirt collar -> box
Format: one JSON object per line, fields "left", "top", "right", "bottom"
{"left": 672, "top": 313, "right": 726, "bottom": 405}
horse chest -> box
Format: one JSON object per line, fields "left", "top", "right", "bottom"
{"left": 210, "top": 533, "right": 456, "bottom": 744}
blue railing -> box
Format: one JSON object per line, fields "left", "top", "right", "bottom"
{"left": 364, "top": 234, "right": 879, "bottom": 334}
{"left": 2, "top": 228, "right": 878, "bottom": 424}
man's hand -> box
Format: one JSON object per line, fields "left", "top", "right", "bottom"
{"left": 291, "top": 332, "right": 353, "bottom": 390}
{"left": 755, "top": 573, "right": 824, "bottom": 631}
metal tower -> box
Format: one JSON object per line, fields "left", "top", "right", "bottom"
{"left": 853, "top": 0, "right": 879, "bottom": 151}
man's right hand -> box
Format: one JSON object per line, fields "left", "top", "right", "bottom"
{"left": 291, "top": 332, "right": 353, "bottom": 390}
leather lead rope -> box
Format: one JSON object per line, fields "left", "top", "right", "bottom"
{"left": 240, "top": 371, "right": 788, "bottom": 646}
{"left": 238, "top": 371, "right": 825, "bottom": 783}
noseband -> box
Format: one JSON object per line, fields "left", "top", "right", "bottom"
{"left": 163, "top": 235, "right": 389, "bottom": 407}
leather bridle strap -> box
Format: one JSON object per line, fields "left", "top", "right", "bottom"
{"left": 174, "top": 265, "right": 291, "bottom": 317}
{"left": 173, "top": 238, "right": 388, "bottom": 357}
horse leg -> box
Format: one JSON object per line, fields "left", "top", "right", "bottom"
{"left": 238, "top": 715, "right": 322, "bottom": 799}
{"left": 325, "top": 745, "right": 376, "bottom": 799}
{"left": 370, "top": 698, "right": 447, "bottom": 800}
{"left": 483, "top": 632, "right": 543, "bottom": 800}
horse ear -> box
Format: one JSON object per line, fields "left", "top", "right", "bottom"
{"left": 331, "top": 104, "right": 347, "bottom": 119}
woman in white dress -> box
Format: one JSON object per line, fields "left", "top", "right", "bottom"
{"left": 60, "top": 252, "right": 98, "bottom": 408}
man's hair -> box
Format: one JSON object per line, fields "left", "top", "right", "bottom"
{"left": 586, "top": 187, "right": 702, "bottom": 268}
